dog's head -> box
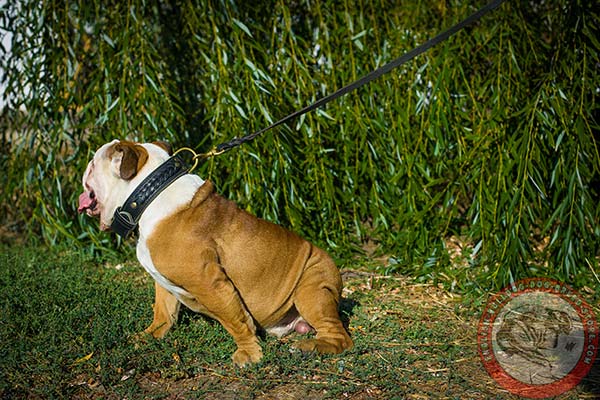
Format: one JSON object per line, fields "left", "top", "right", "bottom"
{"left": 78, "top": 140, "right": 171, "bottom": 230}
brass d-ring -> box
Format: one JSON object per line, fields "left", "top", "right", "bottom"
{"left": 173, "top": 147, "right": 200, "bottom": 173}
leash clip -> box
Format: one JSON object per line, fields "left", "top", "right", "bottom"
{"left": 173, "top": 146, "right": 225, "bottom": 173}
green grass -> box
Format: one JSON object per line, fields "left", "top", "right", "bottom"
{"left": 1, "top": 244, "right": 598, "bottom": 399}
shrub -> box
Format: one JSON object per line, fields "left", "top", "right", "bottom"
{"left": 1, "top": 0, "right": 598, "bottom": 291}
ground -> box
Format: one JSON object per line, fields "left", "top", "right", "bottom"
{"left": 0, "top": 246, "right": 598, "bottom": 399}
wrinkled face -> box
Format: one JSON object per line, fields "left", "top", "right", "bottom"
{"left": 78, "top": 140, "right": 171, "bottom": 231}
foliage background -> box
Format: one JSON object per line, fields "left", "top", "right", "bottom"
{"left": 1, "top": 0, "right": 598, "bottom": 292}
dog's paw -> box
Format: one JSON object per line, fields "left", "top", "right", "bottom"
{"left": 293, "top": 338, "right": 352, "bottom": 354}
{"left": 232, "top": 347, "right": 263, "bottom": 367}
{"left": 143, "top": 322, "right": 171, "bottom": 339}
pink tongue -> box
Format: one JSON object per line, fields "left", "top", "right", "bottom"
{"left": 78, "top": 192, "right": 94, "bottom": 213}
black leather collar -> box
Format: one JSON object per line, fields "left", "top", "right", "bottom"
{"left": 111, "top": 154, "right": 189, "bottom": 238}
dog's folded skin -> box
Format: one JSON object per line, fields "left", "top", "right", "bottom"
{"left": 79, "top": 140, "right": 353, "bottom": 366}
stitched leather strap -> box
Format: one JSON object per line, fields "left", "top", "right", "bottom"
{"left": 111, "top": 154, "right": 189, "bottom": 238}
{"left": 214, "top": 0, "right": 506, "bottom": 155}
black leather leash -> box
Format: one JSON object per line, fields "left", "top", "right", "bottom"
{"left": 207, "top": 0, "right": 506, "bottom": 157}
{"left": 109, "top": 0, "right": 506, "bottom": 238}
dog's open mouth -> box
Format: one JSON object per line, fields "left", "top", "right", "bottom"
{"left": 78, "top": 190, "right": 99, "bottom": 216}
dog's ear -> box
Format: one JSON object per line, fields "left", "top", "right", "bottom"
{"left": 110, "top": 141, "right": 149, "bottom": 180}
{"left": 152, "top": 140, "right": 172, "bottom": 155}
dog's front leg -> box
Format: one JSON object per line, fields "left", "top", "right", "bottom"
{"left": 188, "top": 252, "right": 262, "bottom": 367}
{"left": 144, "top": 282, "right": 181, "bottom": 338}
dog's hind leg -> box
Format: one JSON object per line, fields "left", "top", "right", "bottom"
{"left": 292, "top": 250, "right": 353, "bottom": 354}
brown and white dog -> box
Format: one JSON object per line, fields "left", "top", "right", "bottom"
{"left": 78, "top": 140, "right": 353, "bottom": 366}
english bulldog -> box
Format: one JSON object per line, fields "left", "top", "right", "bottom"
{"left": 78, "top": 140, "right": 353, "bottom": 366}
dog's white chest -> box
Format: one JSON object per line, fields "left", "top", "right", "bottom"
{"left": 136, "top": 238, "right": 191, "bottom": 299}
{"left": 133, "top": 174, "right": 204, "bottom": 300}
